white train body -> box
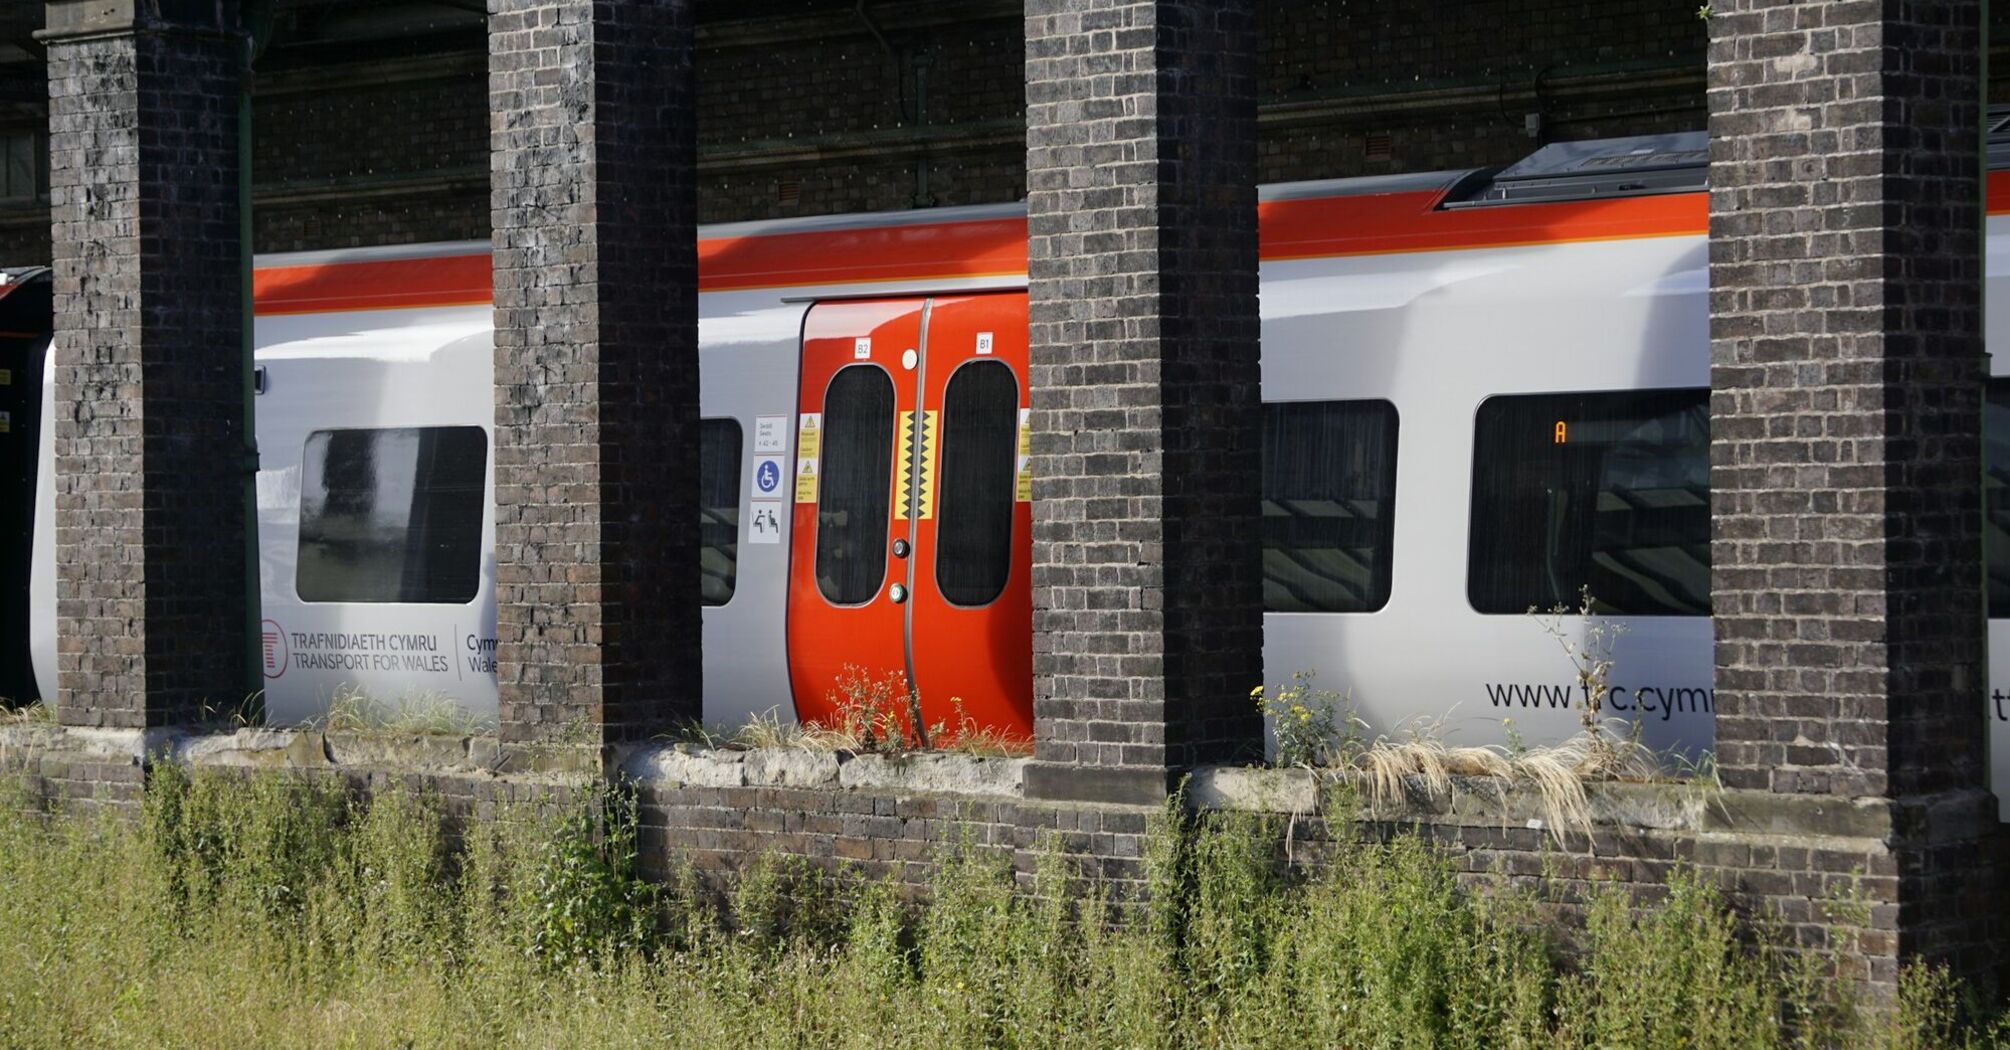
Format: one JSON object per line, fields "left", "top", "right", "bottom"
{"left": 20, "top": 138, "right": 2010, "bottom": 816}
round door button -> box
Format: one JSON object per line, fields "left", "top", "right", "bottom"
{"left": 892, "top": 538, "right": 911, "bottom": 558}
{"left": 888, "top": 583, "right": 909, "bottom": 603}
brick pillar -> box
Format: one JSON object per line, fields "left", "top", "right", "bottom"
{"left": 1709, "top": 0, "right": 1998, "bottom": 983}
{"left": 1022, "top": 1, "right": 1264, "bottom": 805}
{"left": 43, "top": 0, "right": 248, "bottom": 728}
{"left": 490, "top": 0, "right": 699, "bottom": 748}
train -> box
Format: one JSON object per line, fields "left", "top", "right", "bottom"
{"left": 9, "top": 128, "right": 2010, "bottom": 816}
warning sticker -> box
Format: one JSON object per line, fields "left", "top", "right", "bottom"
{"left": 0, "top": 368, "right": 11, "bottom": 385}
{"left": 895, "top": 411, "right": 915, "bottom": 521}
{"left": 753, "top": 414, "right": 790, "bottom": 455}
{"left": 796, "top": 411, "right": 823, "bottom": 503}
{"left": 1015, "top": 408, "right": 1032, "bottom": 501}
{"left": 796, "top": 413, "right": 821, "bottom": 462}
{"left": 747, "top": 500, "right": 784, "bottom": 545}
{"left": 918, "top": 409, "right": 939, "bottom": 519}
{"left": 0, "top": 411, "right": 10, "bottom": 435}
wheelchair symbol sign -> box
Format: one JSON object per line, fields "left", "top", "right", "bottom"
{"left": 754, "top": 457, "right": 784, "bottom": 495}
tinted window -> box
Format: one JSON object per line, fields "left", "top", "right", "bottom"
{"left": 936, "top": 361, "right": 1018, "bottom": 606}
{"left": 297, "top": 426, "right": 487, "bottom": 604}
{"left": 701, "top": 419, "right": 742, "bottom": 606}
{"left": 1469, "top": 389, "right": 1709, "bottom": 616}
{"left": 1263, "top": 400, "right": 1399, "bottom": 613}
{"left": 1988, "top": 380, "right": 2010, "bottom": 617}
{"left": 816, "top": 367, "right": 895, "bottom": 604}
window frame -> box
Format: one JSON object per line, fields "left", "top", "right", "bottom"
{"left": 932, "top": 358, "right": 1021, "bottom": 610}
{"left": 700, "top": 417, "right": 745, "bottom": 608}
{"left": 1260, "top": 396, "right": 1402, "bottom": 615}
{"left": 293, "top": 424, "right": 490, "bottom": 607}
{"left": 814, "top": 362, "right": 898, "bottom": 608}
{"left": 1464, "top": 386, "right": 1711, "bottom": 618}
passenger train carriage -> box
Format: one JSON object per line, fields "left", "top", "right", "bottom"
{"left": 10, "top": 130, "right": 2010, "bottom": 814}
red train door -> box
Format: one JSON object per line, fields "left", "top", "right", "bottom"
{"left": 786, "top": 293, "right": 1032, "bottom": 743}
{"left": 905, "top": 294, "right": 1032, "bottom": 740}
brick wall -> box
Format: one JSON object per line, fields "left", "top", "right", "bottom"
{"left": 44, "top": 3, "right": 250, "bottom": 728}
{"left": 1708, "top": 1, "right": 1986, "bottom": 801}
{"left": 488, "top": 0, "right": 702, "bottom": 745}
{"left": 8, "top": 0, "right": 2010, "bottom": 262}
{"left": 1705, "top": 0, "right": 1996, "bottom": 987}
{"left": 0, "top": 0, "right": 1847, "bottom": 265}
{"left": 1022, "top": 0, "right": 1265, "bottom": 804}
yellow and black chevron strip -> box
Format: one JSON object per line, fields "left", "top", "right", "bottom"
{"left": 895, "top": 410, "right": 915, "bottom": 520}
{"left": 916, "top": 409, "right": 939, "bottom": 519}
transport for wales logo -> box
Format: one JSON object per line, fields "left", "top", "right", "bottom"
{"left": 261, "top": 619, "right": 290, "bottom": 680}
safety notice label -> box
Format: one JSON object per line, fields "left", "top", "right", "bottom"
{"left": 753, "top": 415, "right": 790, "bottom": 455}
{"left": 795, "top": 413, "right": 821, "bottom": 502}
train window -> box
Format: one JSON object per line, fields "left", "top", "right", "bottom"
{"left": 1468, "top": 389, "right": 1709, "bottom": 616}
{"left": 296, "top": 426, "right": 487, "bottom": 604}
{"left": 936, "top": 361, "right": 1018, "bottom": 606}
{"left": 700, "top": 419, "right": 743, "bottom": 606}
{"left": 1987, "top": 381, "right": 2010, "bottom": 617}
{"left": 816, "top": 366, "right": 895, "bottom": 605}
{"left": 1263, "top": 400, "right": 1399, "bottom": 613}
{"left": 0, "top": 131, "right": 39, "bottom": 202}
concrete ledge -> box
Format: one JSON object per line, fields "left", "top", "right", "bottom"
{"left": 1187, "top": 765, "right": 2002, "bottom": 848}
{"left": 618, "top": 742, "right": 1025, "bottom": 799}
{"left": 2, "top": 723, "right": 1998, "bottom": 853}
{"left": 1024, "top": 762, "right": 1170, "bottom": 807}
{"left": 41, "top": 0, "right": 237, "bottom": 39}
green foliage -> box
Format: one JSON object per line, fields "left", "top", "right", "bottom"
{"left": 1251, "top": 670, "right": 1349, "bottom": 767}
{"left": 1, "top": 766, "right": 2007, "bottom": 1048}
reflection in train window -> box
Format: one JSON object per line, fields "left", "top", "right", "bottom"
{"left": 936, "top": 361, "right": 1018, "bottom": 606}
{"left": 701, "top": 419, "right": 743, "bottom": 606}
{"left": 816, "top": 366, "right": 895, "bottom": 605}
{"left": 297, "top": 426, "right": 487, "bottom": 604}
{"left": 1988, "top": 380, "right": 2010, "bottom": 617}
{"left": 1468, "top": 389, "right": 1709, "bottom": 616}
{"left": 1263, "top": 400, "right": 1399, "bottom": 613}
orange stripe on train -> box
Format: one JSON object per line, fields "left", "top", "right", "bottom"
{"left": 254, "top": 174, "right": 2010, "bottom": 316}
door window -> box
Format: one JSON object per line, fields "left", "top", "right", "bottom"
{"left": 815, "top": 366, "right": 896, "bottom": 604}
{"left": 935, "top": 361, "right": 1018, "bottom": 606}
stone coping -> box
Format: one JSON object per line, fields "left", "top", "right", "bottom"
{"left": 2, "top": 723, "right": 1994, "bottom": 844}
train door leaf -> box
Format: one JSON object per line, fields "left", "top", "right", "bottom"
{"left": 905, "top": 294, "right": 1032, "bottom": 741}
{"left": 785, "top": 300, "right": 924, "bottom": 730}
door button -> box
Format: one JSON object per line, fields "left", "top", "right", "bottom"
{"left": 892, "top": 538, "right": 910, "bottom": 559}
{"left": 888, "top": 583, "right": 908, "bottom": 604}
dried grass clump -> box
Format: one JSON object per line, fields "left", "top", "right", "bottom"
{"left": 1331, "top": 719, "right": 1659, "bottom": 844}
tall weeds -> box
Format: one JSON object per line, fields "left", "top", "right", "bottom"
{"left": 0, "top": 768, "right": 1996, "bottom": 1048}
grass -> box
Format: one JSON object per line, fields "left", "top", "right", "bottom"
{"left": 309, "top": 685, "right": 494, "bottom": 737}
{"left": 0, "top": 767, "right": 2004, "bottom": 1048}
{"left": 0, "top": 699, "right": 54, "bottom": 726}
{"left": 672, "top": 666, "right": 1032, "bottom": 758}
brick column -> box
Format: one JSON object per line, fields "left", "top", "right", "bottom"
{"left": 1708, "top": 0, "right": 1997, "bottom": 982}
{"left": 490, "top": 0, "right": 700, "bottom": 748}
{"left": 43, "top": 0, "right": 248, "bottom": 728}
{"left": 1022, "top": 1, "right": 1264, "bottom": 805}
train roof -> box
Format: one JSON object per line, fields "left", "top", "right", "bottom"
{"left": 247, "top": 121, "right": 2010, "bottom": 312}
